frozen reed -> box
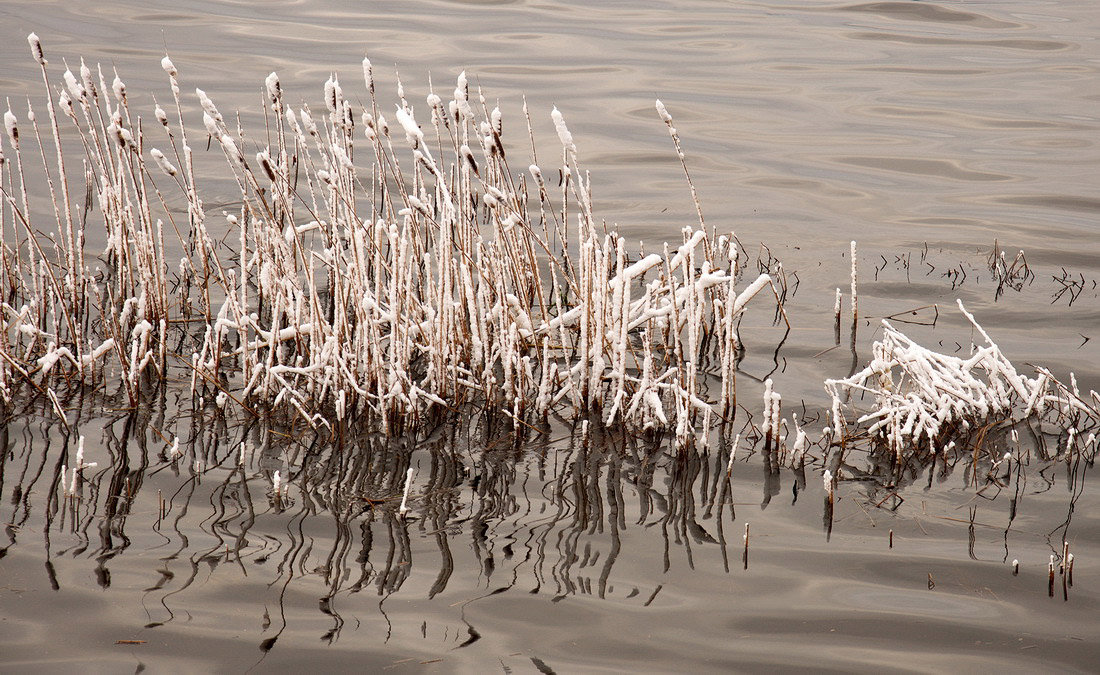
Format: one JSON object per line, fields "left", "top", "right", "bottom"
{"left": 0, "top": 35, "right": 785, "bottom": 439}
{"left": 826, "top": 299, "right": 1100, "bottom": 463}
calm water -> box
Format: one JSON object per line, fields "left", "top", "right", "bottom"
{"left": 2, "top": 0, "right": 1100, "bottom": 671}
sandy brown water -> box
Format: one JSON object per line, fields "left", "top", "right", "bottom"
{"left": 2, "top": 0, "right": 1100, "bottom": 672}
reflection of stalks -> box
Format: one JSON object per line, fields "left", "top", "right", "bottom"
{"left": 6, "top": 391, "right": 1096, "bottom": 653}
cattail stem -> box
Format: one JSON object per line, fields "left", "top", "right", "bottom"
{"left": 742, "top": 523, "right": 749, "bottom": 570}
{"left": 1049, "top": 555, "right": 1056, "bottom": 597}
{"left": 833, "top": 287, "right": 842, "bottom": 345}
{"left": 823, "top": 469, "right": 836, "bottom": 539}
{"left": 1062, "top": 542, "right": 1070, "bottom": 601}
{"left": 850, "top": 240, "right": 858, "bottom": 327}
{"left": 398, "top": 467, "right": 414, "bottom": 517}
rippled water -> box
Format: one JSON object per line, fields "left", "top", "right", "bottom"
{"left": 2, "top": 1, "right": 1099, "bottom": 671}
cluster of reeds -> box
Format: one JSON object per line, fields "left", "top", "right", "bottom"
{"left": 6, "top": 34, "right": 1097, "bottom": 498}
{"left": 826, "top": 299, "right": 1100, "bottom": 464}
{"left": 0, "top": 35, "right": 784, "bottom": 439}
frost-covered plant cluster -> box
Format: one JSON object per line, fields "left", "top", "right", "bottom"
{"left": 4, "top": 35, "right": 1096, "bottom": 472}
{"left": 826, "top": 299, "right": 1100, "bottom": 460}
{"left": 0, "top": 34, "right": 782, "bottom": 439}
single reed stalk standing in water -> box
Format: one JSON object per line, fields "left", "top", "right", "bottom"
{"left": 850, "top": 240, "right": 858, "bottom": 341}
{"left": 655, "top": 100, "right": 712, "bottom": 254}
{"left": 399, "top": 468, "right": 414, "bottom": 517}
{"left": 1048, "top": 555, "right": 1055, "bottom": 597}
{"left": 1062, "top": 541, "right": 1070, "bottom": 601}
{"left": 743, "top": 523, "right": 749, "bottom": 570}
{"left": 834, "top": 287, "right": 842, "bottom": 345}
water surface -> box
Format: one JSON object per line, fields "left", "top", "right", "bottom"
{"left": 2, "top": 0, "right": 1099, "bottom": 671}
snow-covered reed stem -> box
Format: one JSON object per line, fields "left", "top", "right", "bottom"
{"left": 655, "top": 100, "right": 711, "bottom": 253}
{"left": 850, "top": 241, "right": 858, "bottom": 326}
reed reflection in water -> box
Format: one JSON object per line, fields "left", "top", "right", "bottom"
{"left": 2, "top": 382, "right": 1095, "bottom": 666}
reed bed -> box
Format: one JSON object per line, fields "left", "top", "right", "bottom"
{"left": 0, "top": 35, "right": 782, "bottom": 442}
{"left": 3, "top": 35, "right": 1097, "bottom": 477}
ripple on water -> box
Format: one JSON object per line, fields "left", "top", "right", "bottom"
{"left": 839, "top": 1, "right": 1026, "bottom": 30}
{"left": 846, "top": 32, "right": 1070, "bottom": 52}
{"left": 830, "top": 156, "right": 1014, "bottom": 182}
{"left": 832, "top": 583, "right": 1003, "bottom": 620}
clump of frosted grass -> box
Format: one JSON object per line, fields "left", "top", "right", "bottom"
{"left": 0, "top": 35, "right": 786, "bottom": 439}
{"left": 826, "top": 300, "right": 1100, "bottom": 461}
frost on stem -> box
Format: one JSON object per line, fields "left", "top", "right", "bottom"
{"left": 265, "top": 72, "right": 281, "bottom": 101}
{"left": 28, "top": 33, "right": 45, "bottom": 65}
{"left": 850, "top": 240, "right": 858, "bottom": 322}
{"left": 654, "top": 99, "right": 673, "bottom": 125}
{"left": 551, "top": 107, "right": 576, "bottom": 154}
{"left": 150, "top": 148, "right": 177, "bottom": 176}
{"left": 4, "top": 109, "right": 17, "bottom": 142}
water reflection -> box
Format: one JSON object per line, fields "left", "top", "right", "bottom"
{"left": 1, "top": 385, "right": 1093, "bottom": 657}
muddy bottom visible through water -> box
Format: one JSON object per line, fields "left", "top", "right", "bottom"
{"left": 2, "top": 0, "right": 1100, "bottom": 672}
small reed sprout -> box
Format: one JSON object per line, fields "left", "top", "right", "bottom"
{"left": 742, "top": 522, "right": 749, "bottom": 570}
{"left": 398, "top": 467, "right": 414, "bottom": 517}
{"left": 271, "top": 469, "right": 288, "bottom": 506}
